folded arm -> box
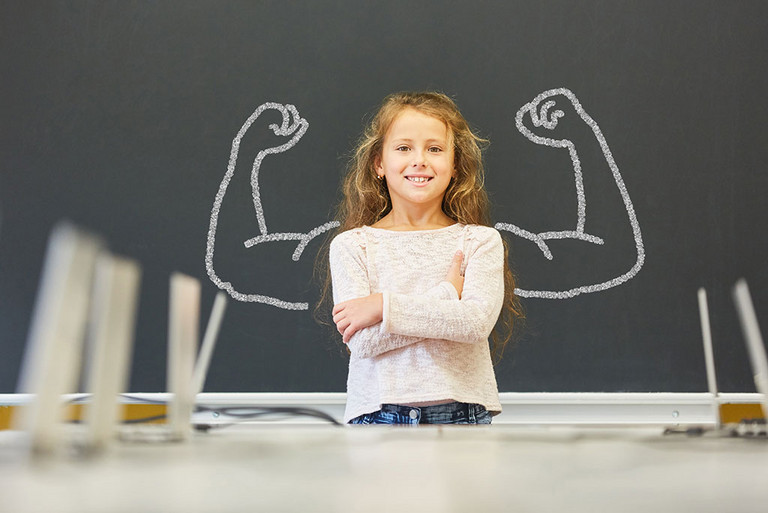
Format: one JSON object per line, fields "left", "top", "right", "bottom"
{"left": 380, "top": 230, "right": 504, "bottom": 344}
{"left": 330, "top": 233, "right": 458, "bottom": 358}
{"left": 329, "top": 228, "right": 505, "bottom": 359}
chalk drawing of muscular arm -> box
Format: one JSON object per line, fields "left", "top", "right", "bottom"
{"left": 495, "top": 88, "right": 645, "bottom": 299}
{"left": 205, "top": 102, "right": 339, "bottom": 310}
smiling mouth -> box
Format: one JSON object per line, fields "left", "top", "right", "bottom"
{"left": 406, "top": 176, "right": 432, "bottom": 183}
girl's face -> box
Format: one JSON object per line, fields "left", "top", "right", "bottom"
{"left": 376, "top": 108, "right": 455, "bottom": 215}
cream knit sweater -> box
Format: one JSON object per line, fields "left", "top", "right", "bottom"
{"left": 329, "top": 223, "right": 504, "bottom": 423}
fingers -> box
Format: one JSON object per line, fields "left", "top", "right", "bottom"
{"left": 332, "top": 305, "right": 343, "bottom": 323}
{"left": 333, "top": 303, "right": 355, "bottom": 343}
{"left": 336, "top": 318, "right": 350, "bottom": 336}
{"left": 336, "top": 317, "right": 356, "bottom": 344}
{"left": 445, "top": 250, "right": 465, "bottom": 299}
{"left": 531, "top": 100, "right": 562, "bottom": 130}
{"left": 342, "top": 325, "right": 357, "bottom": 344}
{"left": 446, "top": 250, "right": 464, "bottom": 281}
{"left": 448, "top": 250, "right": 464, "bottom": 276}
{"left": 332, "top": 303, "right": 345, "bottom": 334}
{"left": 335, "top": 318, "right": 352, "bottom": 341}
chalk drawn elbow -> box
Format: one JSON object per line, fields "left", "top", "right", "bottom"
{"left": 515, "top": 248, "right": 645, "bottom": 299}
{"left": 495, "top": 222, "right": 554, "bottom": 260}
{"left": 242, "top": 220, "right": 340, "bottom": 261}
{"left": 495, "top": 224, "right": 607, "bottom": 261}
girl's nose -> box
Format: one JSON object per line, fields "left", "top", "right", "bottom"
{"left": 411, "top": 152, "right": 427, "bottom": 167}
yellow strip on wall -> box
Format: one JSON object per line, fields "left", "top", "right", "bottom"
{"left": 719, "top": 403, "right": 765, "bottom": 424}
{"left": 0, "top": 404, "right": 168, "bottom": 430}
{"left": 0, "top": 406, "right": 12, "bottom": 431}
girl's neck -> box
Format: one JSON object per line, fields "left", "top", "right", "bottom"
{"left": 372, "top": 210, "right": 456, "bottom": 231}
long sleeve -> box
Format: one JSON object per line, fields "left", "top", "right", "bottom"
{"left": 333, "top": 224, "right": 504, "bottom": 423}
{"left": 381, "top": 228, "right": 504, "bottom": 343}
{"left": 329, "top": 230, "right": 456, "bottom": 358}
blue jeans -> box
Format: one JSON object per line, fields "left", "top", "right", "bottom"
{"left": 349, "top": 402, "right": 492, "bottom": 425}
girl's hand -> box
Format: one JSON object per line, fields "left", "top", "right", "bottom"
{"left": 446, "top": 250, "right": 465, "bottom": 299}
{"left": 332, "top": 293, "right": 384, "bottom": 344}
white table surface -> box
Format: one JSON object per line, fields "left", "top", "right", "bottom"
{"left": 1, "top": 424, "right": 767, "bottom": 513}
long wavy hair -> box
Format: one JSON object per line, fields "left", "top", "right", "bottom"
{"left": 315, "top": 91, "right": 523, "bottom": 362}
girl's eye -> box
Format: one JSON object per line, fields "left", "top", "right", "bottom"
{"left": 428, "top": 147, "right": 442, "bottom": 153}
{"left": 396, "top": 146, "right": 410, "bottom": 151}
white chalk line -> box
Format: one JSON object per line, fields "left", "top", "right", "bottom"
{"left": 496, "top": 87, "right": 645, "bottom": 299}
{"left": 207, "top": 89, "right": 644, "bottom": 309}
{"left": 205, "top": 102, "right": 339, "bottom": 310}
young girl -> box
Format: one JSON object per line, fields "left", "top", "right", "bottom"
{"left": 324, "top": 91, "right": 521, "bottom": 425}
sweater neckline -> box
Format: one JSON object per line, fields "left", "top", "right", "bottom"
{"left": 363, "top": 223, "right": 463, "bottom": 234}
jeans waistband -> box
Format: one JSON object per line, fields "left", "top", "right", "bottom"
{"left": 380, "top": 403, "right": 468, "bottom": 415}
{"left": 349, "top": 401, "right": 492, "bottom": 425}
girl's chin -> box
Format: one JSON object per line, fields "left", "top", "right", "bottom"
{"left": 391, "top": 195, "right": 445, "bottom": 208}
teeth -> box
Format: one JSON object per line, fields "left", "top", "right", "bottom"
{"left": 407, "top": 176, "right": 430, "bottom": 183}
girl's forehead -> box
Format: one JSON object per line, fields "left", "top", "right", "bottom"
{"left": 385, "top": 107, "right": 451, "bottom": 140}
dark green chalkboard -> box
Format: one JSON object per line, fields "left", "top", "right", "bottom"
{"left": 2, "top": 0, "right": 767, "bottom": 394}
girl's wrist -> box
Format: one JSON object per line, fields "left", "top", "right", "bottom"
{"left": 373, "top": 293, "right": 384, "bottom": 322}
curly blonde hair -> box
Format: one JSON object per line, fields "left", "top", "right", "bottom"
{"left": 316, "top": 91, "right": 523, "bottom": 362}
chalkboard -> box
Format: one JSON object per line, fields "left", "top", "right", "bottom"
{"left": 2, "top": 1, "right": 767, "bottom": 394}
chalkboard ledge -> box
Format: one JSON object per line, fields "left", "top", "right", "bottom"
{"left": 2, "top": 392, "right": 762, "bottom": 427}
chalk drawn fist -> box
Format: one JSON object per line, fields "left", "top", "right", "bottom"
{"left": 515, "top": 89, "right": 588, "bottom": 147}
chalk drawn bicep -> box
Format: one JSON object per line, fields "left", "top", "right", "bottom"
{"left": 206, "top": 102, "right": 338, "bottom": 310}
{"left": 502, "top": 87, "right": 645, "bottom": 299}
